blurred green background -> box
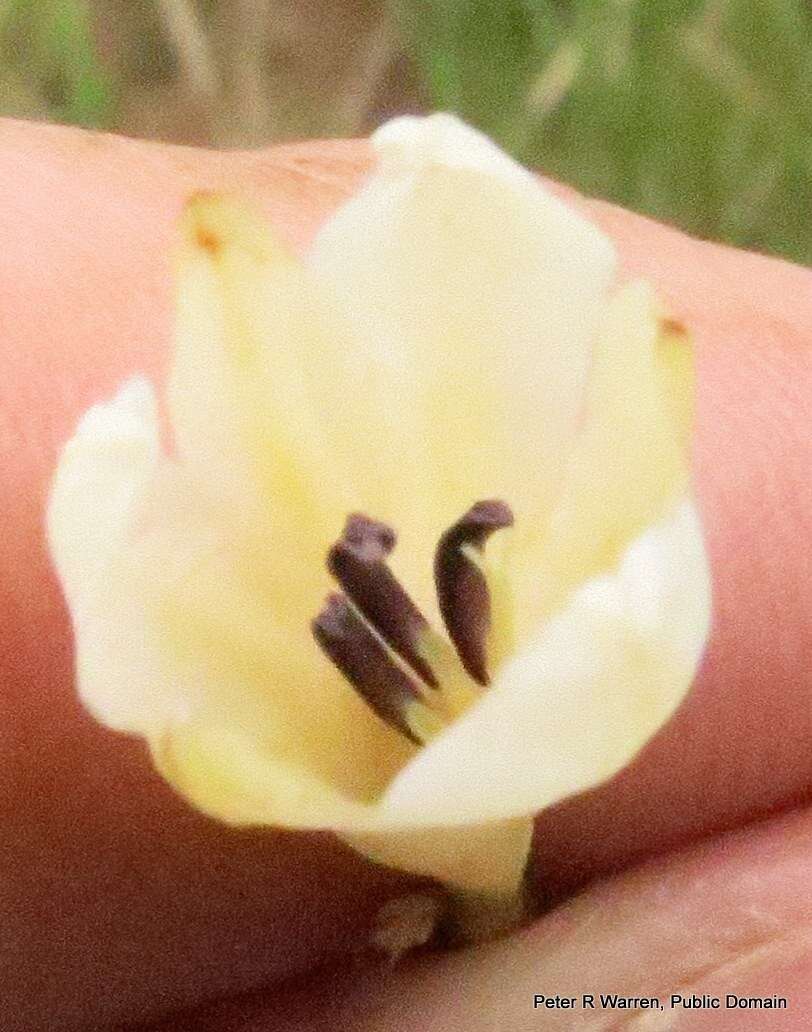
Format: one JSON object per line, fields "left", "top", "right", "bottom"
{"left": 1, "top": 0, "right": 809, "bottom": 263}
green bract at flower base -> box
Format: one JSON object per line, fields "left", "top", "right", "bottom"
{"left": 47, "top": 114, "right": 711, "bottom": 944}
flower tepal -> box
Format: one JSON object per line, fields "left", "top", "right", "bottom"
{"left": 47, "top": 113, "right": 711, "bottom": 941}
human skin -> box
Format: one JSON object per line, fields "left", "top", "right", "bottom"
{"left": 1, "top": 117, "right": 810, "bottom": 1032}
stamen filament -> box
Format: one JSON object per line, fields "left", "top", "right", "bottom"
{"left": 312, "top": 594, "right": 433, "bottom": 745}
{"left": 328, "top": 514, "right": 438, "bottom": 688}
{"left": 315, "top": 500, "right": 514, "bottom": 745}
{"left": 434, "top": 500, "right": 514, "bottom": 685}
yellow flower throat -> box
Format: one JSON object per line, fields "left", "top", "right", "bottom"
{"left": 312, "top": 500, "right": 514, "bottom": 746}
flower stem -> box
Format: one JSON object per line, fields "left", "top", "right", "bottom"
{"left": 450, "top": 881, "right": 530, "bottom": 943}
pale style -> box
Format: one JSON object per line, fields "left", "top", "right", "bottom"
{"left": 48, "top": 114, "right": 711, "bottom": 939}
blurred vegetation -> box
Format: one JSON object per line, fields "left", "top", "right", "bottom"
{"left": 0, "top": 0, "right": 809, "bottom": 264}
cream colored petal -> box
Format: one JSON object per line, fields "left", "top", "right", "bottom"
{"left": 380, "top": 499, "right": 710, "bottom": 826}
{"left": 170, "top": 194, "right": 360, "bottom": 571}
{"left": 47, "top": 382, "right": 219, "bottom": 734}
{"left": 153, "top": 714, "right": 515, "bottom": 840}
{"left": 343, "top": 817, "right": 533, "bottom": 900}
{"left": 47, "top": 377, "right": 159, "bottom": 610}
{"left": 152, "top": 718, "right": 374, "bottom": 828}
{"left": 515, "top": 281, "right": 693, "bottom": 633}
{"left": 46, "top": 378, "right": 187, "bottom": 732}
{"left": 155, "top": 716, "right": 532, "bottom": 907}
{"left": 309, "top": 113, "right": 616, "bottom": 595}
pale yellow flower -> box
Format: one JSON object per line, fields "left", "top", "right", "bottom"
{"left": 47, "top": 114, "right": 710, "bottom": 941}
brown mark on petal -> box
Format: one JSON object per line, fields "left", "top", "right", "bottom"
{"left": 434, "top": 500, "right": 514, "bottom": 686}
{"left": 328, "top": 514, "right": 438, "bottom": 688}
{"left": 195, "top": 226, "right": 222, "bottom": 257}
{"left": 660, "top": 313, "right": 685, "bottom": 334}
{"left": 312, "top": 594, "right": 425, "bottom": 745}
